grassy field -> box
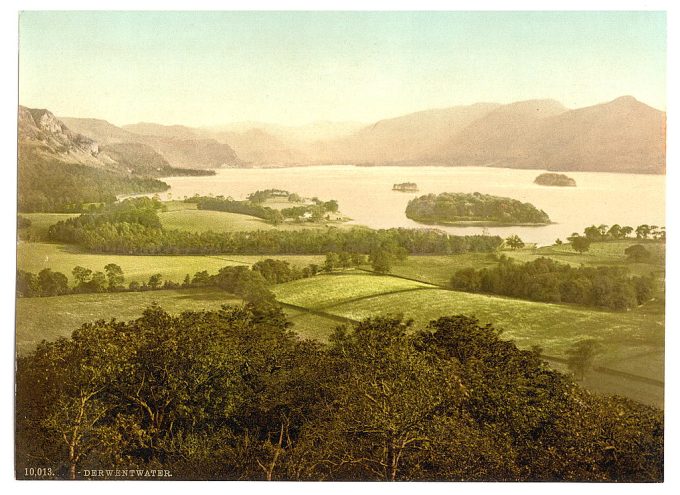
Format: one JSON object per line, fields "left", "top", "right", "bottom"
{"left": 273, "top": 272, "right": 664, "bottom": 406}
{"left": 273, "top": 272, "right": 432, "bottom": 309}
{"left": 159, "top": 201, "right": 354, "bottom": 233}
{"left": 17, "top": 242, "right": 325, "bottom": 285}
{"left": 504, "top": 240, "right": 665, "bottom": 277}
{"left": 384, "top": 253, "right": 500, "bottom": 286}
{"left": 16, "top": 288, "right": 241, "bottom": 354}
{"left": 18, "top": 213, "right": 79, "bottom": 241}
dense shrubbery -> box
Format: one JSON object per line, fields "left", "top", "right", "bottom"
{"left": 18, "top": 146, "right": 170, "bottom": 212}
{"left": 451, "top": 256, "right": 655, "bottom": 310}
{"left": 406, "top": 192, "right": 550, "bottom": 225}
{"left": 48, "top": 200, "right": 503, "bottom": 255}
{"left": 16, "top": 307, "right": 663, "bottom": 481}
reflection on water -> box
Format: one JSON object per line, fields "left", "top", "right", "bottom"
{"left": 160, "top": 166, "right": 665, "bottom": 246}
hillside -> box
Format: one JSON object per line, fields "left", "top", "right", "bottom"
{"left": 529, "top": 96, "right": 666, "bottom": 174}
{"left": 435, "top": 99, "right": 568, "bottom": 167}
{"left": 316, "top": 103, "right": 502, "bottom": 164}
{"left": 55, "top": 95, "right": 666, "bottom": 173}
{"left": 63, "top": 117, "right": 241, "bottom": 169}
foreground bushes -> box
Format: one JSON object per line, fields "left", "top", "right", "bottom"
{"left": 16, "top": 306, "right": 663, "bottom": 481}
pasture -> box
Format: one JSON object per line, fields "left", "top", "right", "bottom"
{"left": 18, "top": 213, "right": 79, "bottom": 241}
{"left": 504, "top": 240, "right": 665, "bottom": 277}
{"left": 273, "top": 272, "right": 664, "bottom": 406}
{"left": 159, "top": 202, "right": 354, "bottom": 233}
{"left": 15, "top": 287, "right": 240, "bottom": 354}
{"left": 17, "top": 242, "right": 325, "bottom": 285}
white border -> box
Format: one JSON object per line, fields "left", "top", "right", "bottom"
{"left": 1, "top": 2, "right": 676, "bottom": 495}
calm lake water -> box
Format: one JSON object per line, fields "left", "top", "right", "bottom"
{"left": 160, "top": 166, "right": 665, "bottom": 246}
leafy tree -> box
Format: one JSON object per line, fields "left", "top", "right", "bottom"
{"left": 571, "top": 236, "right": 591, "bottom": 254}
{"left": 620, "top": 226, "right": 634, "bottom": 238}
{"left": 566, "top": 339, "right": 602, "bottom": 381}
{"left": 369, "top": 249, "right": 392, "bottom": 274}
{"left": 72, "top": 266, "right": 93, "bottom": 287}
{"left": 323, "top": 200, "right": 339, "bottom": 213}
{"left": 324, "top": 252, "right": 340, "bottom": 273}
{"left": 89, "top": 271, "right": 107, "bottom": 293}
{"left": 505, "top": 235, "right": 525, "bottom": 250}
{"left": 104, "top": 263, "right": 125, "bottom": 291}
{"left": 147, "top": 273, "right": 163, "bottom": 289}
{"left": 625, "top": 244, "right": 651, "bottom": 262}
{"left": 191, "top": 270, "right": 212, "bottom": 286}
{"left": 338, "top": 251, "right": 352, "bottom": 269}
{"left": 17, "top": 270, "right": 40, "bottom": 297}
{"left": 38, "top": 269, "right": 69, "bottom": 296}
{"left": 636, "top": 224, "right": 651, "bottom": 239}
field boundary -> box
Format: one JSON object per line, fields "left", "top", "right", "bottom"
{"left": 541, "top": 354, "right": 664, "bottom": 387}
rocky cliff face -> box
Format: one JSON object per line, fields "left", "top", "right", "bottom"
{"left": 19, "top": 106, "right": 100, "bottom": 158}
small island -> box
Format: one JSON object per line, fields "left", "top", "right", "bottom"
{"left": 405, "top": 192, "right": 551, "bottom": 225}
{"left": 534, "top": 173, "right": 576, "bottom": 187}
{"left": 393, "top": 182, "right": 419, "bottom": 192}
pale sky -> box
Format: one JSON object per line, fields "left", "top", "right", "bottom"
{"left": 18, "top": 11, "right": 666, "bottom": 127}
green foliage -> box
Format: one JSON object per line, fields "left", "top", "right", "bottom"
{"left": 625, "top": 244, "right": 651, "bottom": 262}
{"left": 570, "top": 236, "right": 592, "bottom": 253}
{"left": 406, "top": 192, "right": 550, "bottom": 225}
{"left": 505, "top": 234, "right": 525, "bottom": 250}
{"left": 534, "top": 173, "right": 576, "bottom": 186}
{"left": 451, "top": 257, "right": 652, "bottom": 310}
{"left": 16, "top": 308, "right": 663, "bottom": 481}
{"left": 370, "top": 249, "right": 393, "bottom": 273}
{"left": 188, "top": 195, "right": 284, "bottom": 225}
{"left": 47, "top": 206, "right": 503, "bottom": 256}
{"left": 18, "top": 145, "right": 169, "bottom": 212}
{"left": 566, "top": 339, "right": 602, "bottom": 381}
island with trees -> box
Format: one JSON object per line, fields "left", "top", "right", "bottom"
{"left": 534, "top": 173, "right": 577, "bottom": 187}
{"left": 393, "top": 182, "right": 419, "bottom": 192}
{"left": 405, "top": 192, "right": 551, "bottom": 226}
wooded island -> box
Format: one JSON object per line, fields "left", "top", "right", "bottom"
{"left": 405, "top": 192, "right": 551, "bottom": 225}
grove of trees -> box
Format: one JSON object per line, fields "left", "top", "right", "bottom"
{"left": 405, "top": 192, "right": 551, "bottom": 225}
{"left": 47, "top": 199, "right": 503, "bottom": 256}
{"left": 16, "top": 307, "right": 663, "bottom": 481}
{"left": 450, "top": 257, "right": 655, "bottom": 310}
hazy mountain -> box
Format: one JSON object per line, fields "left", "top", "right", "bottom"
{"left": 208, "top": 121, "right": 365, "bottom": 144}
{"left": 316, "top": 103, "right": 503, "bottom": 164}
{"left": 63, "top": 118, "right": 241, "bottom": 169}
{"left": 50, "top": 95, "right": 666, "bottom": 174}
{"left": 435, "top": 99, "right": 569, "bottom": 166}
{"left": 213, "top": 129, "right": 308, "bottom": 166}
{"left": 60, "top": 117, "right": 141, "bottom": 144}
{"left": 21, "top": 107, "right": 198, "bottom": 177}
{"left": 527, "top": 96, "right": 666, "bottom": 174}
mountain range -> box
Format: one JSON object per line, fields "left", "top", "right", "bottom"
{"left": 19, "top": 96, "right": 666, "bottom": 175}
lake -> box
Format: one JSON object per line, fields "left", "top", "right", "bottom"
{"left": 160, "top": 166, "right": 665, "bottom": 246}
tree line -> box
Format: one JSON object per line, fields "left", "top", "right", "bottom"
{"left": 47, "top": 198, "right": 502, "bottom": 255}
{"left": 451, "top": 256, "right": 655, "bottom": 310}
{"left": 16, "top": 306, "right": 663, "bottom": 481}
{"left": 16, "top": 258, "right": 318, "bottom": 301}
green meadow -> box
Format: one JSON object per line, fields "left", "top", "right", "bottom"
{"left": 272, "top": 272, "right": 664, "bottom": 406}
{"left": 17, "top": 242, "right": 325, "bottom": 285}
{"left": 15, "top": 287, "right": 240, "bottom": 354}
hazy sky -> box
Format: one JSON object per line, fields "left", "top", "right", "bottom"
{"left": 19, "top": 11, "right": 666, "bottom": 127}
